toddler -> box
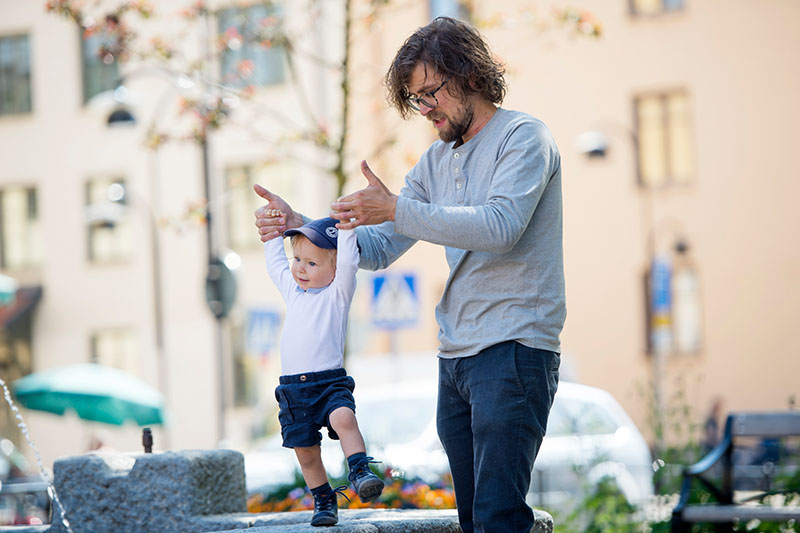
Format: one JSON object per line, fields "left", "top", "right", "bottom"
{"left": 262, "top": 212, "right": 384, "bottom": 527}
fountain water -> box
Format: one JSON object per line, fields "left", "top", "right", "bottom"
{"left": 0, "top": 377, "right": 73, "bottom": 532}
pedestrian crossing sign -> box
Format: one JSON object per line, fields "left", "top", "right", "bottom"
{"left": 371, "top": 272, "right": 418, "bottom": 330}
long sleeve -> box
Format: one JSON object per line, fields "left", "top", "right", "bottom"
{"left": 264, "top": 237, "right": 295, "bottom": 302}
{"left": 393, "top": 119, "right": 559, "bottom": 253}
{"left": 331, "top": 228, "right": 359, "bottom": 298}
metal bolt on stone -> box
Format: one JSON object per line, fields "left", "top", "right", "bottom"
{"left": 143, "top": 427, "right": 153, "bottom": 453}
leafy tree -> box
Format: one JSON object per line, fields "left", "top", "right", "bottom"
{"left": 46, "top": 0, "right": 384, "bottom": 202}
{"left": 46, "top": 0, "right": 601, "bottom": 205}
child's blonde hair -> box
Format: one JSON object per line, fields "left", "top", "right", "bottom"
{"left": 290, "top": 234, "right": 337, "bottom": 266}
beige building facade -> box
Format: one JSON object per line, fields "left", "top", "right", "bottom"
{"left": 349, "top": 0, "right": 800, "bottom": 445}
{"left": 0, "top": 0, "right": 798, "bottom": 472}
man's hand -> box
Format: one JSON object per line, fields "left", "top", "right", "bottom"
{"left": 330, "top": 160, "right": 397, "bottom": 230}
{"left": 253, "top": 184, "right": 303, "bottom": 242}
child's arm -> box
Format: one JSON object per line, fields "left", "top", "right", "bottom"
{"left": 332, "top": 227, "right": 359, "bottom": 297}
{"left": 263, "top": 211, "right": 295, "bottom": 301}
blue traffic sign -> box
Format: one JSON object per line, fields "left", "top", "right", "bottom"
{"left": 371, "top": 272, "right": 418, "bottom": 330}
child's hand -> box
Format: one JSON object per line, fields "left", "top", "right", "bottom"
{"left": 254, "top": 184, "right": 302, "bottom": 242}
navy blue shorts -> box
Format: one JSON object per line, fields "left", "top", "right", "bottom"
{"left": 274, "top": 368, "right": 356, "bottom": 449}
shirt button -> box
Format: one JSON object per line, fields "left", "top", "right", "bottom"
{"left": 454, "top": 153, "right": 460, "bottom": 159}
{"left": 454, "top": 168, "right": 459, "bottom": 174}
{"left": 456, "top": 182, "right": 463, "bottom": 189}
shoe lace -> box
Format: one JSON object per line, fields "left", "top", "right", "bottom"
{"left": 316, "top": 484, "right": 351, "bottom": 510}
{"left": 351, "top": 456, "right": 382, "bottom": 479}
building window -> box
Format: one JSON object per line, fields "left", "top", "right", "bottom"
{"left": 634, "top": 90, "right": 694, "bottom": 187}
{"left": 429, "top": 0, "right": 473, "bottom": 21}
{"left": 0, "top": 35, "right": 32, "bottom": 116}
{"left": 90, "top": 328, "right": 140, "bottom": 376}
{"left": 226, "top": 163, "right": 295, "bottom": 251}
{"left": 218, "top": 4, "right": 286, "bottom": 88}
{"left": 85, "top": 178, "right": 133, "bottom": 263}
{"left": 0, "top": 186, "right": 41, "bottom": 270}
{"left": 81, "top": 30, "right": 120, "bottom": 103}
{"left": 630, "top": 0, "right": 684, "bottom": 16}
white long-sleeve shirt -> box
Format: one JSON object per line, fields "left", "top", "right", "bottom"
{"left": 264, "top": 229, "right": 359, "bottom": 375}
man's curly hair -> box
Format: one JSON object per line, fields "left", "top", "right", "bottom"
{"left": 385, "top": 17, "right": 507, "bottom": 119}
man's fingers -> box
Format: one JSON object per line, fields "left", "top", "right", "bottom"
{"left": 258, "top": 225, "right": 284, "bottom": 237}
{"left": 331, "top": 198, "right": 353, "bottom": 211}
{"left": 330, "top": 210, "right": 350, "bottom": 222}
{"left": 335, "top": 218, "right": 359, "bottom": 230}
{"left": 260, "top": 230, "right": 282, "bottom": 243}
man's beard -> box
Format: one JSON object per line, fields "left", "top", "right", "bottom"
{"left": 434, "top": 102, "right": 474, "bottom": 144}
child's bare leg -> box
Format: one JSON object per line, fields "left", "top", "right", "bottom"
{"left": 296, "top": 445, "right": 340, "bottom": 526}
{"left": 329, "top": 406, "right": 384, "bottom": 503}
{"left": 294, "top": 445, "right": 328, "bottom": 489}
{"left": 328, "top": 406, "right": 366, "bottom": 458}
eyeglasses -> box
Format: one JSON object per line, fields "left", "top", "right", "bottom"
{"left": 406, "top": 80, "right": 447, "bottom": 111}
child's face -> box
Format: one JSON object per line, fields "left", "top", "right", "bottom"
{"left": 290, "top": 236, "right": 336, "bottom": 290}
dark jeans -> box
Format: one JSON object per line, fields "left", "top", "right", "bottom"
{"left": 437, "top": 341, "right": 560, "bottom": 533}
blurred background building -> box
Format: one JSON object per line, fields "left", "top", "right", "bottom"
{"left": 0, "top": 0, "right": 798, "bottom": 470}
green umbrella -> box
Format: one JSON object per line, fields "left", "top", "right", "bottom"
{"left": 12, "top": 363, "right": 165, "bottom": 426}
{"left": 0, "top": 272, "right": 19, "bottom": 305}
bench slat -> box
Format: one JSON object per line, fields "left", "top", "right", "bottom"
{"left": 683, "top": 505, "right": 800, "bottom": 523}
{"left": 730, "top": 412, "right": 800, "bottom": 438}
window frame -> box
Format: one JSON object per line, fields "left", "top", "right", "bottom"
{"left": 0, "top": 185, "right": 41, "bottom": 270}
{"left": 225, "top": 162, "right": 296, "bottom": 252}
{"left": 85, "top": 177, "right": 133, "bottom": 265}
{"left": 0, "top": 33, "right": 33, "bottom": 116}
{"left": 629, "top": 0, "right": 685, "bottom": 17}
{"left": 217, "top": 3, "right": 287, "bottom": 89}
{"left": 89, "top": 327, "right": 140, "bottom": 376}
{"left": 429, "top": 0, "right": 474, "bottom": 22}
{"left": 633, "top": 88, "right": 695, "bottom": 187}
{"left": 80, "top": 28, "right": 121, "bottom": 104}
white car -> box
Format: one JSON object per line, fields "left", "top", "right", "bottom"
{"left": 243, "top": 382, "right": 437, "bottom": 491}
{"left": 526, "top": 381, "right": 655, "bottom": 509}
{"left": 243, "top": 380, "right": 654, "bottom": 512}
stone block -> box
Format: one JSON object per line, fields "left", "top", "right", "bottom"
{"left": 48, "top": 450, "right": 246, "bottom": 533}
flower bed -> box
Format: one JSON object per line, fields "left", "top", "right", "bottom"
{"left": 247, "top": 469, "right": 456, "bottom": 513}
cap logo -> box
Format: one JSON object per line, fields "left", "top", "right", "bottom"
{"left": 326, "top": 227, "right": 338, "bottom": 238}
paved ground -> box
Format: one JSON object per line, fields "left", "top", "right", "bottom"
{"left": 200, "top": 508, "right": 553, "bottom": 532}
{"left": 0, "top": 508, "right": 554, "bottom": 532}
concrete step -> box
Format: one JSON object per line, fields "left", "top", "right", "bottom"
{"left": 0, "top": 508, "right": 553, "bottom": 532}
{"left": 197, "top": 508, "right": 554, "bottom": 532}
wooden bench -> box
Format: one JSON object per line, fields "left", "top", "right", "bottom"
{"left": 671, "top": 411, "right": 800, "bottom": 532}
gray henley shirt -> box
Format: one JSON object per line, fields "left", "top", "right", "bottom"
{"left": 356, "top": 108, "right": 566, "bottom": 358}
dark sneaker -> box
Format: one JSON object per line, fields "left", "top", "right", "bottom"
{"left": 348, "top": 456, "right": 385, "bottom": 503}
{"left": 311, "top": 485, "right": 348, "bottom": 527}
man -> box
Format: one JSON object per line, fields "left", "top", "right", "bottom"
{"left": 255, "top": 17, "right": 565, "bottom": 533}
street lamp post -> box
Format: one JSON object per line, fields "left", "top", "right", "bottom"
{"left": 85, "top": 182, "right": 169, "bottom": 449}
{"left": 578, "top": 124, "right": 702, "bottom": 458}
{"left": 103, "top": 70, "right": 238, "bottom": 447}
{"left": 578, "top": 125, "right": 668, "bottom": 431}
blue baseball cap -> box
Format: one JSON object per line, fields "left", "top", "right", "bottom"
{"left": 284, "top": 217, "right": 339, "bottom": 249}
